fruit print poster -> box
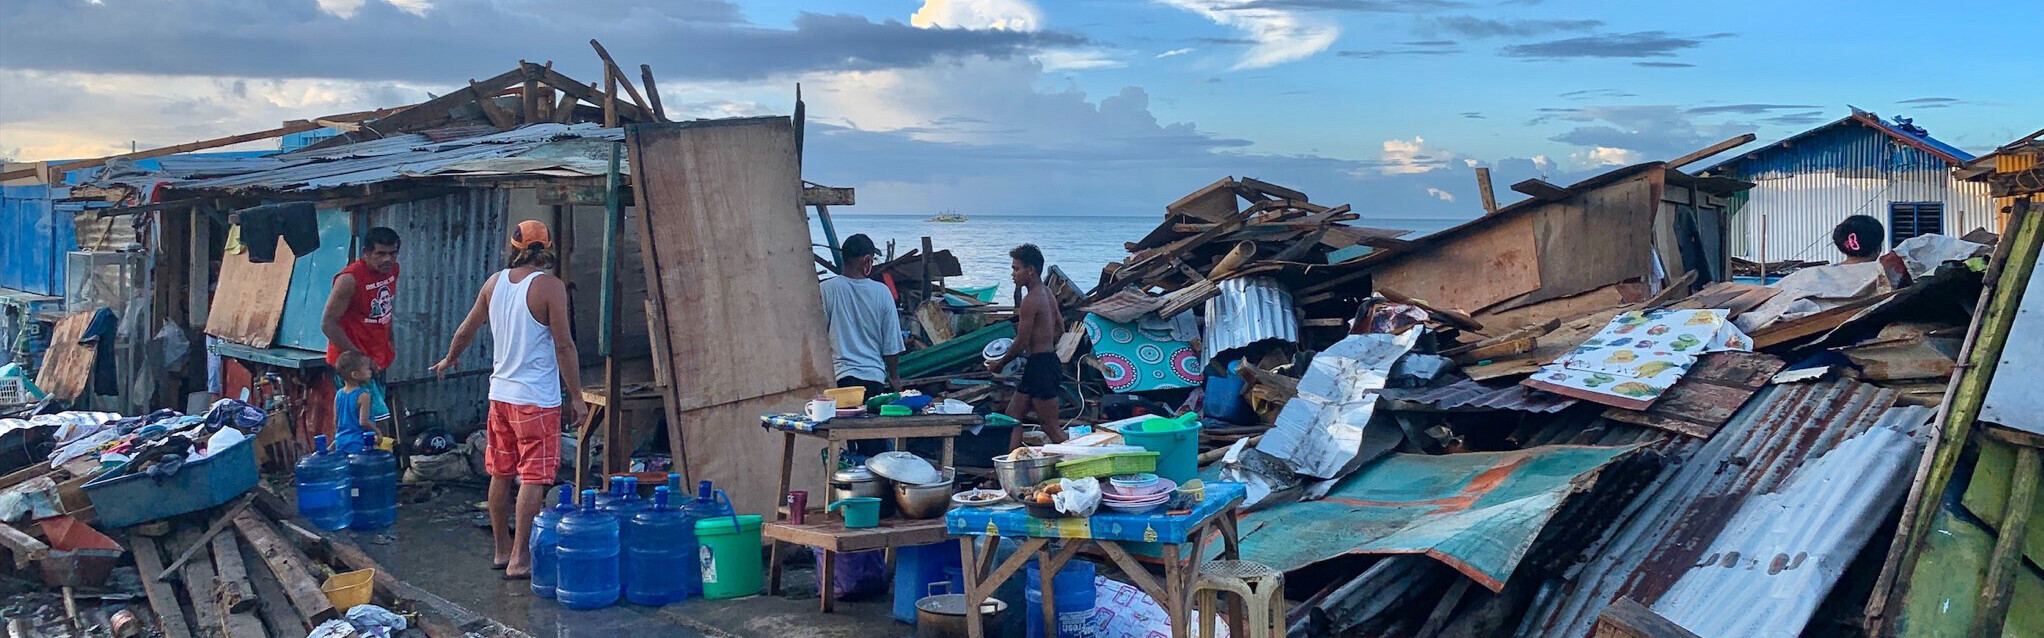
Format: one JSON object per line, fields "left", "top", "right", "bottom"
{"left": 1522, "top": 308, "right": 1753, "bottom": 410}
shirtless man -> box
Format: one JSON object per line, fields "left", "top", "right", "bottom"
{"left": 988, "top": 244, "right": 1067, "bottom": 448}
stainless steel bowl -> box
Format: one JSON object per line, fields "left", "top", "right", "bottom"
{"left": 993, "top": 453, "right": 1064, "bottom": 499}
{"left": 894, "top": 469, "right": 956, "bottom": 519}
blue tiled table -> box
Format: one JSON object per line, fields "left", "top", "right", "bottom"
{"left": 945, "top": 482, "right": 1248, "bottom": 638}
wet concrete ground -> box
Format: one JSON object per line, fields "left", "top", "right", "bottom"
{"left": 368, "top": 484, "right": 910, "bottom": 638}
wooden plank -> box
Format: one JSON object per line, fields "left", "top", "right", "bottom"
{"left": 204, "top": 236, "right": 296, "bottom": 348}
{"left": 129, "top": 535, "right": 195, "bottom": 638}
{"left": 639, "top": 64, "right": 667, "bottom": 120}
{"left": 1476, "top": 167, "right": 1499, "bottom": 215}
{"left": 1378, "top": 286, "right": 1484, "bottom": 331}
{"left": 1239, "top": 177, "right": 1307, "bottom": 202}
{"left": 588, "top": 40, "right": 659, "bottom": 122}
{"left": 0, "top": 523, "right": 49, "bottom": 568}
{"left": 232, "top": 512, "right": 335, "bottom": 625}
{"left": 239, "top": 543, "right": 305, "bottom": 638}
{"left": 468, "top": 80, "right": 516, "bottom": 129}
{"left": 1665, "top": 133, "right": 1757, "bottom": 170}
{"left": 1593, "top": 598, "right": 1701, "bottom": 638}
{"left": 1976, "top": 445, "right": 2041, "bottom": 637}
{"left": 1166, "top": 177, "right": 1240, "bottom": 223}
{"left": 362, "top": 67, "right": 526, "bottom": 134}
{"left": 171, "top": 530, "right": 224, "bottom": 638}
{"left": 801, "top": 186, "right": 856, "bottom": 207}
{"left": 1602, "top": 352, "right": 1787, "bottom": 438}
{"left": 1511, "top": 179, "right": 1571, "bottom": 199}
{"left": 158, "top": 496, "right": 255, "bottom": 581}
{"left": 1371, "top": 211, "right": 1542, "bottom": 314}
{"left": 33, "top": 310, "right": 97, "bottom": 401}
{"left": 526, "top": 65, "right": 648, "bottom": 123}
{"left": 1749, "top": 292, "right": 1893, "bottom": 349}
{"left": 520, "top": 71, "right": 540, "bottom": 124}
{"left": 1476, "top": 284, "right": 1636, "bottom": 336}
{"left": 209, "top": 533, "right": 258, "bottom": 615}
{"left": 760, "top": 519, "right": 950, "bottom": 552}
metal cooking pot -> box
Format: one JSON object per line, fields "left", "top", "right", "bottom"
{"left": 917, "top": 583, "right": 1006, "bottom": 638}
{"left": 831, "top": 465, "right": 895, "bottom": 517}
{"left": 993, "top": 453, "right": 1064, "bottom": 499}
{"left": 894, "top": 469, "right": 957, "bottom": 519}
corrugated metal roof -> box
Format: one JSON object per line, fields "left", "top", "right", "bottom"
{"left": 1703, "top": 108, "right": 1975, "bottom": 177}
{"left": 1203, "top": 276, "right": 1299, "bottom": 360}
{"left": 1380, "top": 377, "right": 1579, "bottom": 413}
{"left": 1517, "top": 378, "right": 1904, "bottom": 638}
{"left": 89, "top": 123, "right": 623, "bottom": 195}
{"left": 1651, "top": 406, "right": 1932, "bottom": 638}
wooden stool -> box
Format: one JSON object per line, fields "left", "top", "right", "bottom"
{"left": 1194, "top": 560, "right": 1284, "bottom": 638}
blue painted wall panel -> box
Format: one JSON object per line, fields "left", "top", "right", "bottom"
{"left": 275, "top": 208, "right": 354, "bottom": 353}
{"left": 0, "top": 185, "right": 74, "bottom": 295}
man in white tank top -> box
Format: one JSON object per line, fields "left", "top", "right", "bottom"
{"left": 431, "top": 220, "right": 585, "bottom": 579}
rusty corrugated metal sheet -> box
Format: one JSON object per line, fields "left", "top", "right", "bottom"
{"left": 365, "top": 189, "right": 507, "bottom": 385}
{"left": 1380, "top": 377, "right": 1578, "bottom": 413}
{"left": 1517, "top": 377, "right": 1902, "bottom": 638}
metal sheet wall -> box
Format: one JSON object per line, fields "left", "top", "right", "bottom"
{"left": 1716, "top": 126, "right": 1994, "bottom": 262}
{"left": 365, "top": 188, "right": 508, "bottom": 428}
{"left": 0, "top": 185, "right": 73, "bottom": 295}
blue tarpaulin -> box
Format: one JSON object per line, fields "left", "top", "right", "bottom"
{"left": 1235, "top": 444, "right": 1637, "bottom": 591}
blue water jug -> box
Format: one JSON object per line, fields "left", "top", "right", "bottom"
{"left": 1025, "top": 559, "right": 1097, "bottom": 638}
{"left": 556, "top": 489, "right": 620, "bottom": 610}
{"left": 296, "top": 435, "right": 353, "bottom": 531}
{"left": 346, "top": 432, "right": 398, "bottom": 530}
{"left": 689, "top": 480, "right": 734, "bottom": 519}
{"left": 530, "top": 488, "right": 574, "bottom": 599}
{"left": 594, "top": 477, "right": 626, "bottom": 510}
{"left": 624, "top": 486, "right": 695, "bottom": 606}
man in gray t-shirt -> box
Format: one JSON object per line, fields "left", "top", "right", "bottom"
{"left": 821, "top": 234, "right": 904, "bottom": 395}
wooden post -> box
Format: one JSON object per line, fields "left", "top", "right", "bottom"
{"left": 601, "top": 76, "right": 618, "bottom": 129}
{"left": 521, "top": 63, "right": 540, "bottom": 125}
{"left": 600, "top": 141, "right": 624, "bottom": 478}
{"left": 170, "top": 530, "right": 224, "bottom": 638}
{"left": 240, "top": 541, "right": 305, "bottom": 638}
{"left": 639, "top": 64, "right": 666, "bottom": 121}
{"left": 920, "top": 236, "right": 934, "bottom": 307}
{"left": 1475, "top": 167, "right": 1498, "bottom": 215}
{"left": 128, "top": 536, "right": 194, "bottom": 638}
{"left": 468, "top": 80, "right": 516, "bottom": 130}
{"left": 1977, "top": 443, "right": 2041, "bottom": 637}
{"left": 209, "top": 533, "right": 257, "bottom": 614}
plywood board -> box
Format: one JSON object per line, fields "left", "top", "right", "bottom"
{"left": 1527, "top": 174, "right": 1656, "bottom": 305}
{"left": 1476, "top": 283, "right": 1636, "bottom": 336}
{"left": 35, "top": 310, "right": 96, "bottom": 401}
{"left": 628, "top": 117, "right": 830, "bottom": 413}
{"left": 680, "top": 388, "right": 827, "bottom": 518}
{"left": 1371, "top": 211, "right": 1542, "bottom": 314}
{"left": 206, "top": 235, "right": 296, "bottom": 348}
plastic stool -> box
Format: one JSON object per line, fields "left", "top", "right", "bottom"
{"left": 1195, "top": 560, "right": 1284, "bottom": 638}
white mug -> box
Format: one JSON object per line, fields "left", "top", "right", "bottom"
{"left": 806, "top": 397, "right": 836, "bottom": 422}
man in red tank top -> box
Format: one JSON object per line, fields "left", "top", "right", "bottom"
{"left": 322, "top": 227, "right": 402, "bottom": 426}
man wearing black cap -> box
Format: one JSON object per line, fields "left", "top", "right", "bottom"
{"left": 821, "top": 234, "right": 903, "bottom": 396}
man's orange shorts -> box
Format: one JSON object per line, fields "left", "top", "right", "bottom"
{"left": 485, "top": 400, "right": 560, "bottom": 485}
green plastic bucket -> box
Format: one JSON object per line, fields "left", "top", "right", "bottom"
{"left": 828, "top": 497, "right": 882, "bottom": 528}
{"left": 1120, "top": 413, "right": 1202, "bottom": 484}
{"left": 695, "top": 515, "right": 764, "bottom": 600}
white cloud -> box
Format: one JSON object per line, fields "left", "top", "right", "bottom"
{"left": 315, "top": 0, "right": 433, "bottom": 18}
{"left": 1379, "top": 135, "right": 1450, "bottom": 175}
{"left": 1153, "top": 0, "right": 1338, "bottom": 69}
{"left": 911, "top": 0, "right": 1043, "bottom": 31}
{"left": 1577, "top": 146, "right": 1643, "bottom": 167}
{"left": 1037, "top": 49, "right": 1126, "bottom": 71}
{"left": 1426, "top": 187, "right": 1455, "bottom": 202}
{"left": 1157, "top": 48, "right": 1196, "bottom": 58}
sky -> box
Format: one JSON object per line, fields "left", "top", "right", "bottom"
{"left": 1, "top": 0, "right": 2039, "bottom": 224}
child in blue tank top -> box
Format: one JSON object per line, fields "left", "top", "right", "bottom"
{"left": 334, "top": 352, "right": 381, "bottom": 453}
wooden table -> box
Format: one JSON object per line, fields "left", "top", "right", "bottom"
{"left": 573, "top": 384, "right": 666, "bottom": 490}
{"left": 758, "top": 413, "right": 982, "bottom": 520}
{"left": 947, "top": 483, "right": 1248, "bottom": 638}
{"left": 763, "top": 517, "right": 952, "bottom": 612}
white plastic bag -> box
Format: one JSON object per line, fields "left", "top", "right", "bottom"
{"left": 1052, "top": 477, "right": 1102, "bottom": 517}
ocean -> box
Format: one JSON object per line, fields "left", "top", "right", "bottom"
{"left": 808, "top": 213, "right": 1470, "bottom": 300}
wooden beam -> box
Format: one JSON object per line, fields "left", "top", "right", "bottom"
{"left": 232, "top": 512, "right": 336, "bottom": 625}
{"left": 521, "top": 67, "right": 540, "bottom": 124}
{"left": 0, "top": 107, "right": 403, "bottom": 181}
{"left": 1665, "top": 133, "right": 1757, "bottom": 170}
{"left": 1475, "top": 167, "right": 1499, "bottom": 215}
{"left": 362, "top": 66, "right": 526, "bottom": 133}
{"left": 526, "top": 64, "right": 648, "bottom": 123}
{"left": 1239, "top": 177, "right": 1307, "bottom": 202}
{"left": 639, "top": 64, "right": 667, "bottom": 121}
{"left": 1976, "top": 444, "right": 2041, "bottom": 637}
{"left": 552, "top": 91, "right": 580, "bottom": 125}
{"left": 209, "top": 533, "right": 258, "bottom": 614}
{"left": 171, "top": 530, "right": 225, "bottom": 638}
{"left": 589, "top": 40, "right": 660, "bottom": 122}
{"left": 240, "top": 541, "right": 305, "bottom": 638}
{"left": 1594, "top": 598, "right": 1700, "bottom": 638}
{"left": 602, "top": 76, "right": 618, "bottom": 128}
{"left": 158, "top": 496, "right": 254, "bottom": 581}
{"left": 129, "top": 535, "right": 194, "bottom": 638}
{"left": 468, "top": 79, "right": 517, "bottom": 129}
{"left": 1511, "top": 179, "right": 1571, "bottom": 200}
{"left": 801, "top": 186, "right": 856, "bottom": 207}
{"left": 0, "top": 523, "right": 49, "bottom": 568}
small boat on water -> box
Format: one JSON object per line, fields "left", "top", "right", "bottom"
{"left": 928, "top": 211, "right": 967, "bottom": 223}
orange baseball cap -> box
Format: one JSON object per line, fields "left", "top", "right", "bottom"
{"left": 510, "top": 220, "right": 551, "bottom": 250}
